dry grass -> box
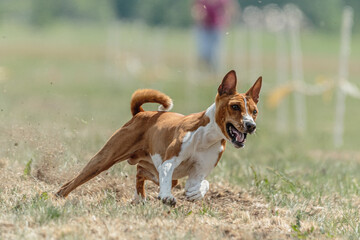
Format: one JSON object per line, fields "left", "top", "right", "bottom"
{"left": 0, "top": 156, "right": 298, "bottom": 240}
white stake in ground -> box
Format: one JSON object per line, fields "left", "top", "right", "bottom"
{"left": 186, "top": 30, "right": 198, "bottom": 112}
{"left": 106, "top": 21, "right": 121, "bottom": 81}
{"left": 243, "top": 6, "right": 263, "bottom": 84}
{"left": 284, "top": 4, "right": 306, "bottom": 134}
{"left": 232, "top": 25, "right": 247, "bottom": 82}
{"left": 334, "top": 7, "right": 354, "bottom": 147}
{"left": 264, "top": 4, "right": 289, "bottom": 133}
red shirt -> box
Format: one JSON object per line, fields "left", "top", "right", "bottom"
{"left": 195, "top": 0, "right": 229, "bottom": 29}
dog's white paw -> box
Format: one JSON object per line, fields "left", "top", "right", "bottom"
{"left": 158, "top": 193, "right": 177, "bottom": 206}
{"left": 185, "top": 180, "right": 209, "bottom": 201}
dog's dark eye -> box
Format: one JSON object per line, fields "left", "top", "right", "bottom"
{"left": 253, "top": 109, "right": 257, "bottom": 115}
{"left": 231, "top": 105, "right": 240, "bottom": 111}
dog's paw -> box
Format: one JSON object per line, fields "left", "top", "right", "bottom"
{"left": 131, "top": 192, "right": 146, "bottom": 205}
{"left": 54, "top": 190, "right": 66, "bottom": 199}
{"left": 185, "top": 180, "right": 209, "bottom": 201}
{"left": 157, "top": 194, "right": 177, "bottom": 207}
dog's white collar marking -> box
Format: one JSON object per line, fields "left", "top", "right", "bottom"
{"left": 178, "top": 103, "right": 225, "bottom": 150}
{"left": 204, "top": 103, "right": 227, "bottom": 143}
{"left": 177, "top": 103, "right": 224, "bottom": 156}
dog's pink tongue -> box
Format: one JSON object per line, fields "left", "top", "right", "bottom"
{"left": 233, "top": 131, "right": 244, "bottom": 142}
{"left": 235, "top": 132, "right": 244, "bottom": 142}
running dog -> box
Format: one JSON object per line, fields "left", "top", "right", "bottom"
{"left": 56, "top": 70, "right": 262, "bottom": 206}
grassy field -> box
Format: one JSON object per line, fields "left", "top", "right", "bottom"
{"left": 1, "top": 22, "right": 360, "bottom": 239}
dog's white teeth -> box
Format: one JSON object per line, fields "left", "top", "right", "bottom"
{"left": 229, "top": 126, "right": 234, "bottom": 137}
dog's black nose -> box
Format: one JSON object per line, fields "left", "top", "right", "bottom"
{"left": 245, "top": 122, "right": 256, "bottom": 133}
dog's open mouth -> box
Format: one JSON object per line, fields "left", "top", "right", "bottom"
{"left": 226, "top": 123, "right": 247, "bottom": 148}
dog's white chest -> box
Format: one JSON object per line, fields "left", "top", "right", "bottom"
{"left": 172, "top": 138, "right": 223, "bottom": 179}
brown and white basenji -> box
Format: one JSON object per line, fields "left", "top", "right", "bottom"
{"left": 56, "top": 70, "right": 262, "bottom": 206}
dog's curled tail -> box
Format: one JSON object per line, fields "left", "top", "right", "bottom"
{"left": 130, "top": 89, "right": 173, "bottom": 116}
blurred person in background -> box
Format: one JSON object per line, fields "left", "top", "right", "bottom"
{"left": 192, "top": 0, "right": 239, "bottom": 73}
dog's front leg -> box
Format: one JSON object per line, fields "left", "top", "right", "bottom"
{"left": 185, "top": 175, "right": 209, "bottom": 201}
{"left": 184, "top": 144, "right": 223, "bottom": 201}
{"left": 157, "top": 158, "right": 178, "bottom": 206}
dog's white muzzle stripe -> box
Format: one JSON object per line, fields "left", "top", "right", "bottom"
{"left": 242, "top": 96, "right": 255, "bottom": 127}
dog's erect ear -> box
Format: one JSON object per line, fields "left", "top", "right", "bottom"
{"left": 218, "top": 70, "right": 237, "bottom": 96}
{"left": 246, "top": 76, "right": 262, "bottom": 103}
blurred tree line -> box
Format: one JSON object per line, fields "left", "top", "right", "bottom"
{"left": 0, "top": 0, "right": 359, "bottom": 32}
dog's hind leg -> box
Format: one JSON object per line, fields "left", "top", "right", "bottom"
{"left": 133, "top": 163, "right": 157, "bottom": 203}
{"left": 56, "top": 152, "right": 119, "bottom": 198}
{"left": 56, "top": 126, "right": 143, "bottom": 198}
{"left": 135, "top": 166, "right": 147, "bottom": 200}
